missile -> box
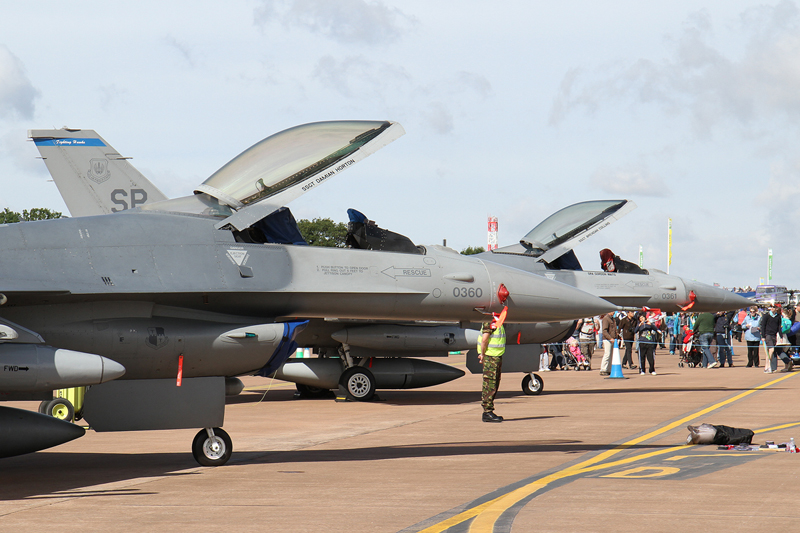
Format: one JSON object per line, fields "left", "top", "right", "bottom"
{"left": 274, "top": 357, "right": 464, "bottom": 390}
{"left": 0, "top": 344, "right": 126, "bottom": 392}
{"left": 0, "top": 405, "right": 85, "bottom": 458}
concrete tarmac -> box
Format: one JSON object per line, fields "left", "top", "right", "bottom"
{"left": 1, "top": 343, "right": 799, "bottom": 532}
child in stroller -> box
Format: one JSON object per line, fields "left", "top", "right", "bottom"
{"left": 566, "top": 337, "right": 589, "bottom": 370}
{"left": 679, "top": 325, "right": 703, "bottom": 367}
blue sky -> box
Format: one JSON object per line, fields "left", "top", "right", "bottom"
{"left": 1, "top": 1, "right": 798, "bottom": 289}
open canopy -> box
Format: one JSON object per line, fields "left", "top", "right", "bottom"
{"left": 493, "top": 199, "right": 636, "bottom": 264}
{"left": 196, "top": 120, "right": 404, "bottom": 231}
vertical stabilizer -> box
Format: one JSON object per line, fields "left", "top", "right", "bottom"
{"left": 28, "top": 128, "right": 168, "bottom": 217}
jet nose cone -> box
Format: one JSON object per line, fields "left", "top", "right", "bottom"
{"left": 684, "top": 280, "right": 754, "bottom": 312}
{"left": 101, "top": 357, "right": 126, "bottom": 383}
{"left": 482, "top": 262, "right": 617, "bottom": 321}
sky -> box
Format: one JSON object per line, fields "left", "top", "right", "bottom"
{"left": 1, "top": 1, "right": 799, "bottom": 289}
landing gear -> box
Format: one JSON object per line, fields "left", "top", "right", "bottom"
{"left": 339, "top": 366, "right": 376, "bottom": 401}
{"left": 42, "top": 397, "right": 75, "bottom": 422}
{"left": 521, "top": 373, "right": 544, "bottom": 396}
{"left": 192, "top": 427, "right": 232, "bottom": 466}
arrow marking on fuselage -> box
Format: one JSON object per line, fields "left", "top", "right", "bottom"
{"left": 381, "top": 267, "right": 431, "bottom": 280}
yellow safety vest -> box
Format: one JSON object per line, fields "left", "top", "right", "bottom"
{"left": 477, "top": 325, "right": 505, "bottom": 357}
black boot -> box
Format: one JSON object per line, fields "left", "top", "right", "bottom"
{"left": 482, "top": 411, "right": 503, "bottom": 423}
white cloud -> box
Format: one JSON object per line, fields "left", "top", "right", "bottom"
{"left": 254, "top": 0, "right": 416, "bottom": 45}
{"left": 0, "top": 45, "right": 39, "bottom": 120}
{"left": 549, "top": 1, "right": 800, "bottom": 139}
{"left": 591, "top": 165, "right": 670, "bottom": 197}
{"left": 164, "top": 36, "right": 196, "bottom": 67}
{"left": 422, "top": 102, "right": 454, "bottom": 135}
{"left": 313, "top": 54, "right": 412, "bottom": 99}
{"left": 452, "top": 71, "right": 492, "bottom": 99}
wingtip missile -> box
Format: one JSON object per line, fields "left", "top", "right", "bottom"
{"left": 0, "top": 406, "right": 85, "bottom": 458}
{"left": 0, "top": 345, "right": 126, "bottom": 392}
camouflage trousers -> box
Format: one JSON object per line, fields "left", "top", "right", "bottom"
{"left": 481, "top": 355, "right": 503, "bottom": 412}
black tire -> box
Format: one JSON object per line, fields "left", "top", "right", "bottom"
{"left": 38, "top": 399, "right": 51, "bottom": 414}
{"left": 521, "top": 373, "right": 544, "bottom": 396}
{"left": 296, "top": 383, "right": 333, "bottom": 398}
{"left": 339, "top": 367, "right": 376, "bottom": 401}
{"left": 45, "top": 398, "right": 74, "bottom": 422}
{"left": 192, "top": 428, "right": 232, "bottom": 467}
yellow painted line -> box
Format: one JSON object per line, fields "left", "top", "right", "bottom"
{"left": 601, "top": 466, "right": 680, "bottom": 478}
{"left": 665, "top": 454, "right": 737, "bottom": 461}
{"left": 418, "top": 372, "right": 797, "bottom": 533}
{"left": 755, "top": 421, "right": 800, "bottom": 434}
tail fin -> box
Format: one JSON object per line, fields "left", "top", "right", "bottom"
{"left": 28, "top": 128, "right": 168, "bottom": 217}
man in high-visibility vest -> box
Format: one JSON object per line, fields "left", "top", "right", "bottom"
{"left": 478, "top": 319, "right": 505, "bottom": 422}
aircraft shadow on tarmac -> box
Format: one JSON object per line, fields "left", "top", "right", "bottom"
{"left": 232, "top": 440, "right": 675, "bottom": 466}
{"left": 0, "top": 452, "right": 198, "bottom": 501}
{"left": 2, "top": 440, "right": 676, "bottom": 501}
{"left": 228, "top": 385, "right": 780, "bottom": 407}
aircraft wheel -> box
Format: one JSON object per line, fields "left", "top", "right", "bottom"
{"left": 38, "top": 400, "right": 50, "bottom": 414}
{"left": 192, "top": 428, "right": 232, "bottom": 467}
{"left": 45, "top": 398, "right": 74, "bottom": 422}
{"left": 296, "top": 383, "right": 332, "bottom": 398}
{"left": 521, "top": 373, "right": 544, "bottom": 396}
{"left": 339, "top": 367, "right": 376, "bottom": 401}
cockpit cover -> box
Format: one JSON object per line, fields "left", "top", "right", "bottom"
{"left": 199, "top": 120, "right": 405, "bottom": 231}
{"left": 493, "top": 199, "right": 636, "bottom": 263}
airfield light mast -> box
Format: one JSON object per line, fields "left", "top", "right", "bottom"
{"left": 487, "top": 216, "right": 498, "bottom": 251}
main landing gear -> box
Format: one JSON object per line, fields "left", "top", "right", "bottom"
{"left": 339, "top": 366, "right": 377, "bottom": 401}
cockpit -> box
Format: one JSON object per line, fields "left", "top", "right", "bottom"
{"left": 232, "top": 206, "right": 425, "bottom": 256}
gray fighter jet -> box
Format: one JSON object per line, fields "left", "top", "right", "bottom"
{"left": 4, "top": 121, "right": 614, "bottom": 465}
{"left": 29, "top": 128, "right": 751, "bottom": 400}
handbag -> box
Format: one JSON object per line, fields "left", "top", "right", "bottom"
{"left": 777, "top": 332, "right": 790, "bottom": 346}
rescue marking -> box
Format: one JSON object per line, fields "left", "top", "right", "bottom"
{"left": 381, "top": 266, "right": 431, "bottom": 279}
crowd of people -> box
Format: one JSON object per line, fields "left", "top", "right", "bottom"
{"left": 539, "top": 303, "right": 800, "bottom": 376}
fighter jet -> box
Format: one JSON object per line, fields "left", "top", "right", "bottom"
{"left": 28, "top": 128, "right": 751, "bottom": 400}
{"left": 3, "top": 121, "right": 614, "bottom": 465}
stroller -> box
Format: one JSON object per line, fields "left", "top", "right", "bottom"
{"left": 680, "top": 338, "right": 703, "bottom": 368}
{"left": 564, "top": 337, "right": 588, "bottom": 370}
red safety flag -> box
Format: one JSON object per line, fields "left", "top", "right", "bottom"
{"left": 177, "top": 354, "right": 184, "bottom": 387}
{"left": 492, "top": 306, "right": 508, "bottom": 330}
